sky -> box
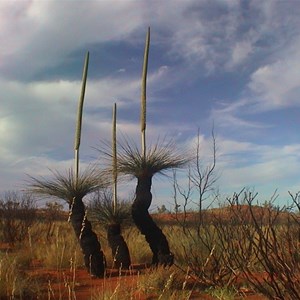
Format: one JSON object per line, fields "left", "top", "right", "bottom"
{"left": 1, "top": 0, "right": 300, "bottom": 209}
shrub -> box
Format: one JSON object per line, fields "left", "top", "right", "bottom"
{"left": 0, "top": 191, "right": 37, "bottom": 245}
{"left": 226, "top": 190, "right": 300, "bottom": 299}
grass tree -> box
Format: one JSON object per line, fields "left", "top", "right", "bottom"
{"left": 29, "top": 52, "right": 106, "bottom": 277}
{"left": 89, "top": 103, "right": 131, "bottom": 269}
{"left": 89, "top": 188, "right": 132, "bottom": 269}
{"left": 116, "top": 28, "right": 187, "bottom": 266}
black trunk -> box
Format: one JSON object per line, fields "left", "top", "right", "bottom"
{"left": 132, "top": 176, "right": 174, "bottom": 266}
{"left": 107, "top": 223, "right": 131, "bottom": 269}
{"left": 69, "top": 197, "right": 105, "bottom": 277}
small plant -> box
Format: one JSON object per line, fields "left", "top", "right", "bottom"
{"left": 89, "top": 103, "right": 132, "bottom": 269}
{"left": 29, "top": 167, "right": 107, "bottom": 277}
{"left": 89, "top": 188, "right": 132, "bottom": 269}
{"left": 138, "top": 266, "right": 192, "bottom": 299}
{"left": 89, "top": 190, "right": 131, "bottom": 226}
{"left": 171, "top": 130, "right": 242, "bottom": 288}
{"left": 206, "top": 286, "right": 237, "bottom": 300}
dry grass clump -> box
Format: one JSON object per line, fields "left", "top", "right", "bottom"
{"left": 0, "top": 252, "right": 41, "bottom": 298}
{"left": 91, "top": 265, "right": 193, "bottom": 300}
{"left": 31, "top": 222, "right": 84, "bottom": 269}
{"left": 137, "top": 265, "right": 193, "bottom": 299}
{"left": 206, "top": 286, "right": 238, "bottom": 300}
{"left": 90, "top": 281, "right": 136, "bottom": 300}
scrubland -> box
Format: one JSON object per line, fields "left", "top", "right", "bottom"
{"left": 1, "top": 190, "right": 300, "bottom": 299}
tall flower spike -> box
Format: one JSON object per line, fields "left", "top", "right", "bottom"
{"left": 112, "top": 103, "right": 117, "bottom": 214}
{"left": 141, "top": 27, "right": 150, "bottom": 159}
{"left": 74, "top": 51, "right": 89, "bottom": 181}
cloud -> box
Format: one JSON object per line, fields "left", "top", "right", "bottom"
{"left": 226, "top": 39, "right": 254, "bottom": 69}
{"left": 164, "top": 1, "right": 255, "bottom": 71}
{"left": 248, "top": 41, "right": 300, "bottom": 110}
{"left": 210, "top": 23, "right": 300, "bottom": 129}
{"left": 210, "top": 98, "right": 267, "bottom": 130}
{"left": 0, "top": 0, "right": 145, "bottom": 80}
{"left": 163, "top": 0, "right": 300, "bottom": 74}
{"left": 175, "top": 132, "right": 300, "bottom": 202}
{"left": 0, "top": 79, "right": 77, "bottom": 158}
{"left": 217, "top": 138, "right": 300, "bottom": 196}
{"left": 2, "top": 0, "right": 299, "bottom": 82}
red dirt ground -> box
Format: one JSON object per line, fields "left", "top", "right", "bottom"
{"left": 1, "top": 241, "right": 268, "bottom": 299}
{"left": 26, "top": 263, "right": 268, "bottom": 299}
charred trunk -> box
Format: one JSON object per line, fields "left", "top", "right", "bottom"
{"left": 107, "top": 223, "right": 131, "bottom": 269}
{"left": 131, "top": 176, "right": 174, "bottom": 266}
{"left": 69, "top": 197, "right": 106, "bottom": 277}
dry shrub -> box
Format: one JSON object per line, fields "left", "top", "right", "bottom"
{"left": 167, "top": 221, "right": 244, "bottom": 289}
{"left": 0, "top": 191, "right": 37, "bottom": 245}
{"left": 170, "top": 129, "right": 240, "bottom": 288}
{"left": 226, "top": 190, "right": 300, "bottom": 300}
{"left": 171, "top": 189, "right": 300, "bottom": 299}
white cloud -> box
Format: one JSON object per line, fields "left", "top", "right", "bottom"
{"left": 217, "top": 138, "right": 300, "bottom": 198}
{"left": 248, "top": 44, "right": 300, "bottom": 110}
{"left": 178, "top": 131, "right": 300, "bottom": 195}
{"left": 210, "top": 98, "right": 267, "bottom": 129}
{"left": 0, "top": 0, "right": 145, "bottom": 79}
{"left": 165, "top": 1, "right": 254, "bottom": 71}
{"left": 165, "top": 0, "right": 300, "bottom": 74}
{"left": 210, "top": 28, "right": 300, "bottom": 128}
{"left": 226, "top": 39, "right": 254, "bottom": 69}
{"left": 1, "top": 0, "right": 299, "bottom": 80}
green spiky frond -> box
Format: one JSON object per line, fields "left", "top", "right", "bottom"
{"left": 89, "top": 189, "right": 132, "bottom": 225}
{"left": 28, "top": 167, "right": 107, "bottom": 204}
{"left": 116, "top": 139, "right": 188, "bottom": 178}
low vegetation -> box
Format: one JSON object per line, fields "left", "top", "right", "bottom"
{"left": 1, "top": 189, "right": 300, "bottom": 299}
